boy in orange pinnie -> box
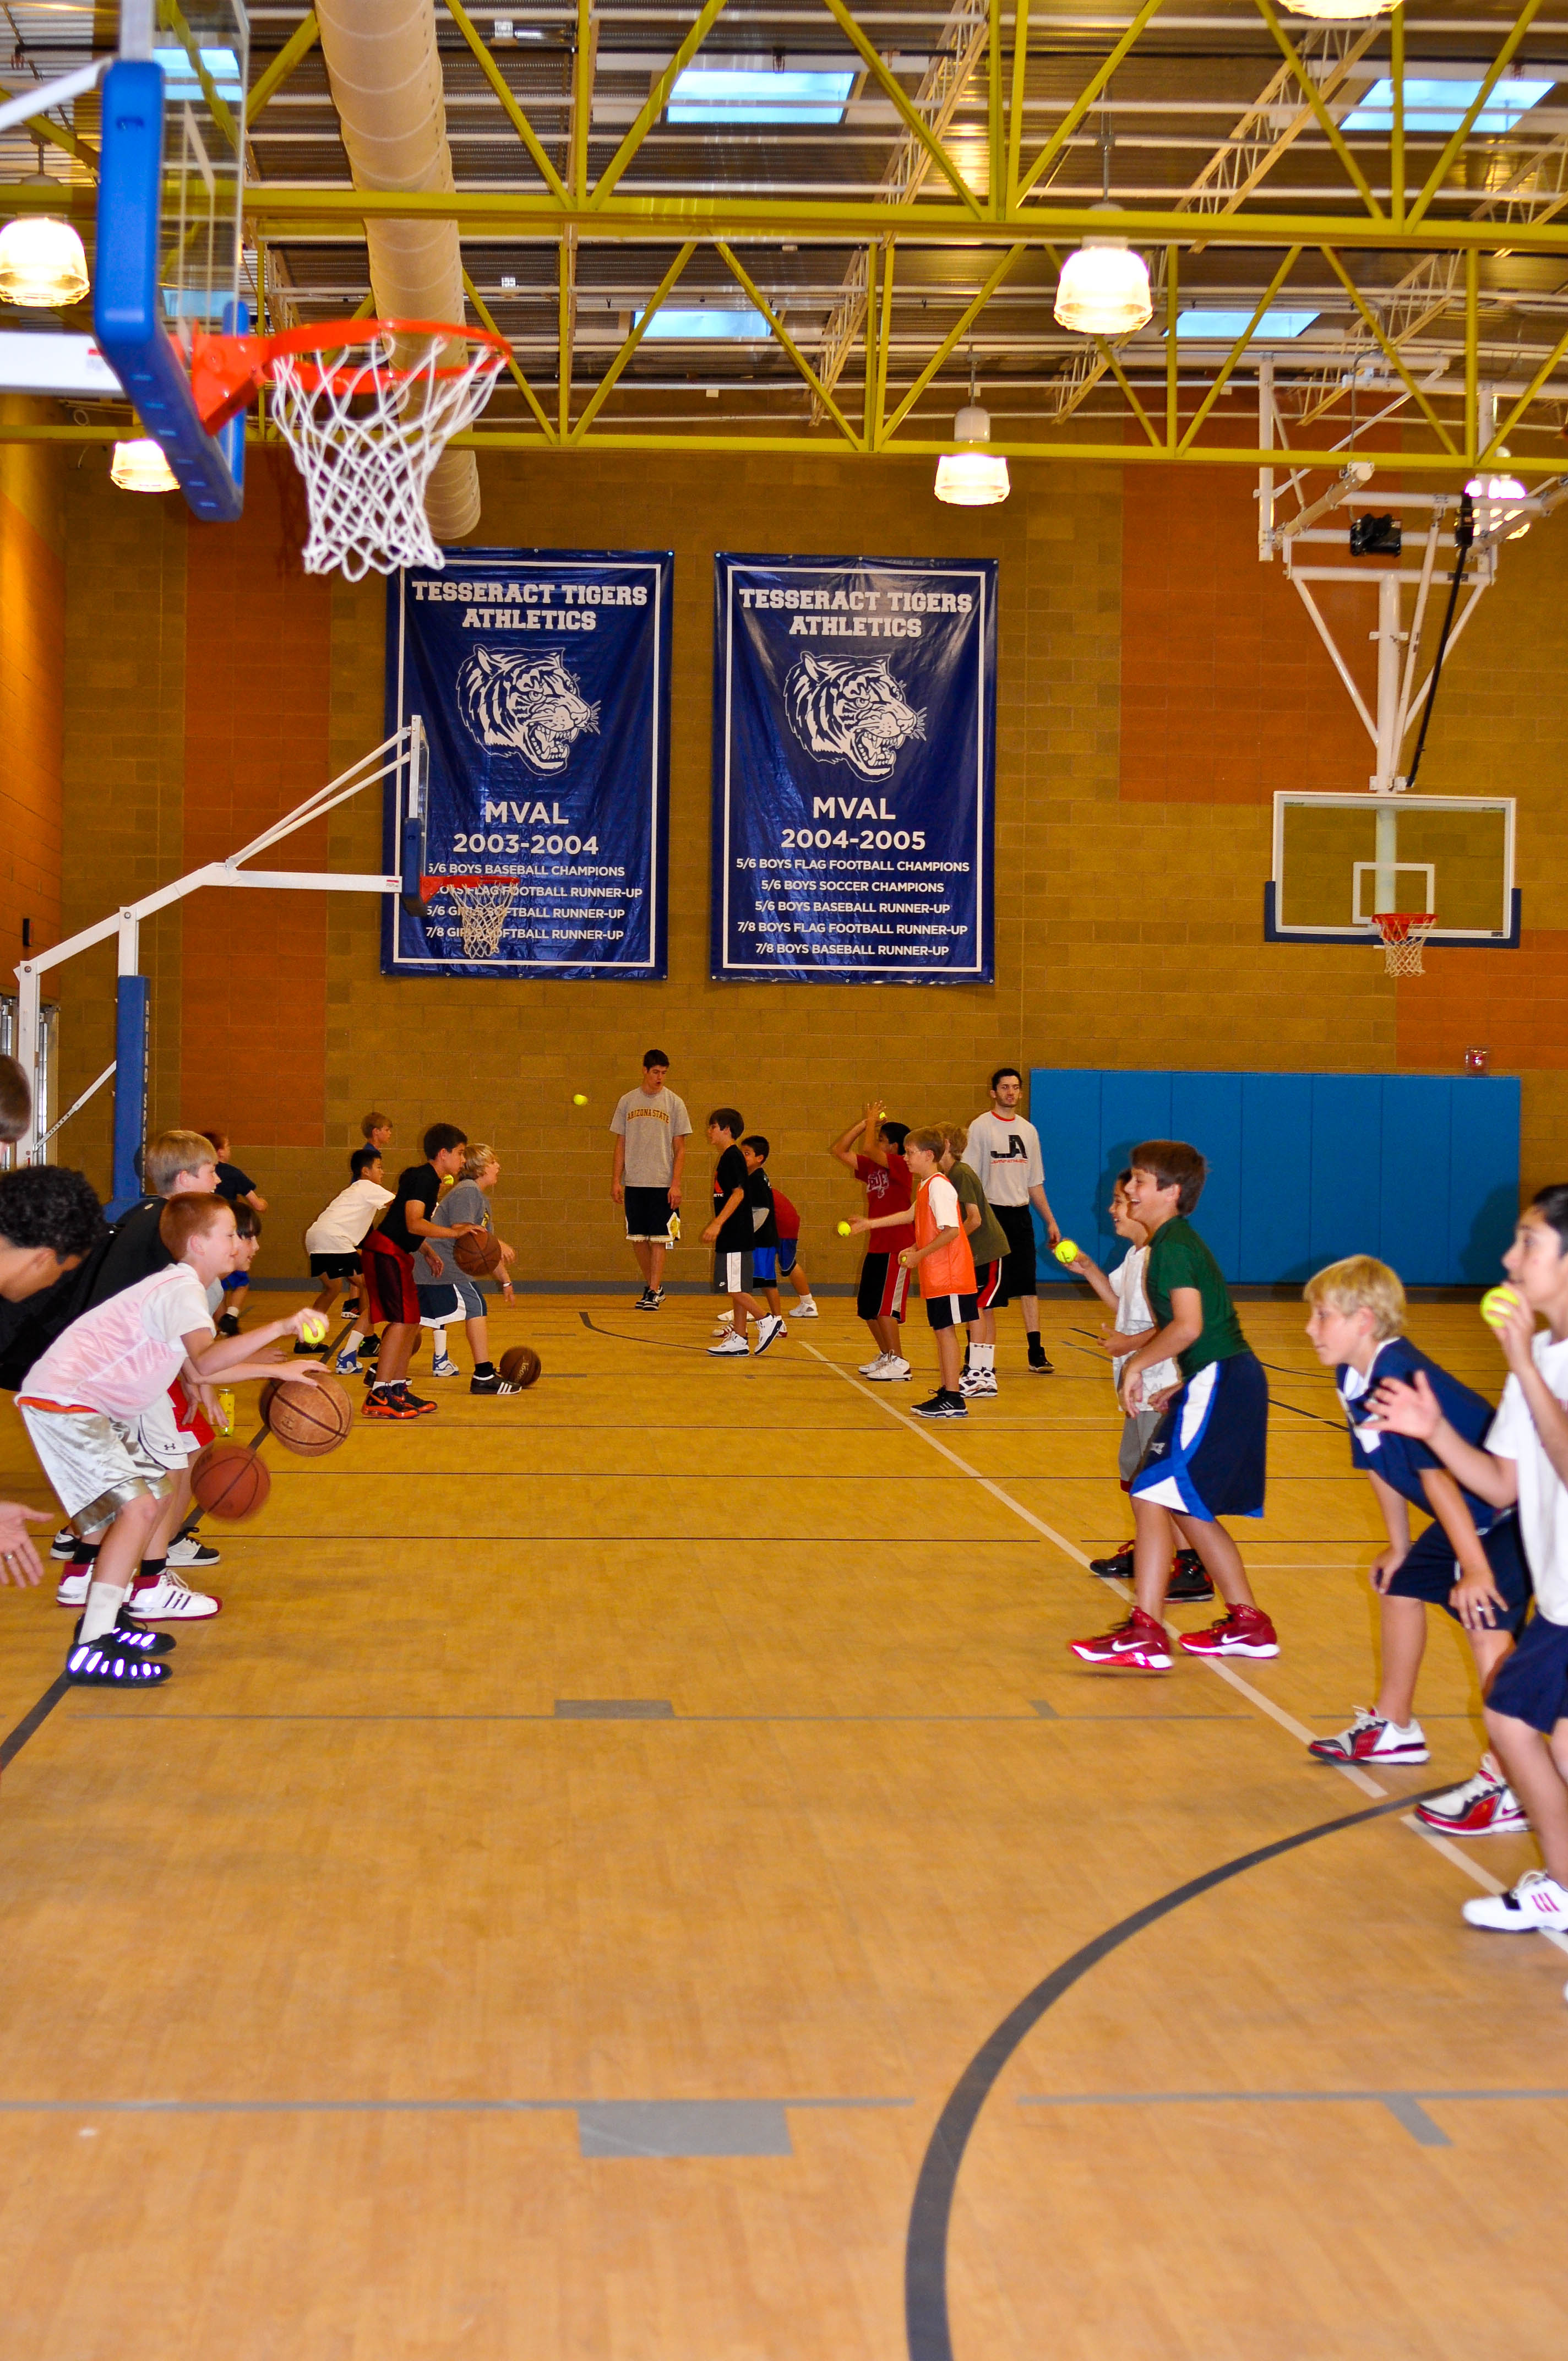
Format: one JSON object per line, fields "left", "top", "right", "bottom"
{"left": 852, "top": 1126, "right": 976, "bottom": 1419}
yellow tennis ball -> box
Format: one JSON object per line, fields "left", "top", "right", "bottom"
{"left": 298, "top": 1310, "right": 328, "bottom": 1344}
{"left": 1482, "top": 1284, "right": 1521, "bottom": 1330}
{"left": 1053, "top": 1237, "right": 1079, "bottom": 1265}
{"left": 572, "top": 1093, "right": 588, "bottom": 1106}
{"left": 837, "top": 1220, "right": 852, "bottom": 1237}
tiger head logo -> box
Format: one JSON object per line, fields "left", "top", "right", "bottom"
{"left": 782, "top": 652, "right": 927, "bottom": 782}
{"left": 456, "top": 648, "right": 601, "bottom": 776}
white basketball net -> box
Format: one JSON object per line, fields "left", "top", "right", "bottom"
{"left": 268, "top": 329, "right": 507, "bottom": 583}
{"left": 443, "top": 879, "right": 517, "bottom": 961}
{"left": 1375, "top": 913, "right": 1435, "bottom": 977}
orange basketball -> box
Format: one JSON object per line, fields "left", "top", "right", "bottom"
{"left": 190, "top": 1441, "right": 271, "bottom": 1521}
{"left": 259, "top": 1374, "right": 355, "bottom": 1457}
{"left": 499, "top": 1344, "right": 541, "bottom": 1390}
{"left": 454, "top": 1228, "right": 503, "bottom": 1277}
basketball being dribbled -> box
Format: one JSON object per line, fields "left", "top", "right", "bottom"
{"left": 260, "top": 1374, "right": 355, "bottom": 1456}
{"left": 454, "top": 1228, "right": 504, "bottom": 1277}
{"left": 191, "top": 1441, "right": 271, "bottom": 1521}
{"left": 499, "top": 1344, "right": 542, "bottom": 1390}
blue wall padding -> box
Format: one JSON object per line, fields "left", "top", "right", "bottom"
{"left": 1029, "top": 1068, "right": 1520, "bottom": 1286}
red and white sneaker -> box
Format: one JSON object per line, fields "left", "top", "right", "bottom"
{"left": 1177, "top": 1604, "right": 1280, "bottom": 1660}
{"left": 1068, "top": 1607, "right": 1173, "bottom": 1672}
{"left": 1414, "top": 1753, "right": 1529, "bottom": 1836}
{"left": 1462, "top": 1869, "right": 1568, "bottom": 1933}
{"left": 1308, "top": 1708, "right": 1429, "bottom": 1766}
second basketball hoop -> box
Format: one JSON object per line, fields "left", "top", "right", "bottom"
{"left": 190, "top": 318, "right": 510, "bottom": 581}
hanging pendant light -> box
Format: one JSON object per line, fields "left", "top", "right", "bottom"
{"left": 935, "top": 357, "right": 1009, "bottom": 505}
{"left": 1054, "top": 104, "right": 1152, "bottom": 338}
{"left": 0, "top": 141, "right": 89, "bottom": 309}
{"left": 111, "top": 437, "right": 179, "bottom": 494}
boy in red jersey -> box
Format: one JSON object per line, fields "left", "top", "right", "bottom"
{"left": 852, "top": 1127, "right": 976, "bottom": 1419}
{"left": 831, "top": 1101, "right": 912, "bottom": 1381}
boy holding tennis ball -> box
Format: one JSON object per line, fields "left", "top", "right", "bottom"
{"left": 1372, "top": 1185, "right": 1568, "bottom": 1936}
{"left": 1302, "top": 1254, "right": 1531, "bottom": 1821}
{"left": 1069, "top": 1140, "right": 1276, "bottom": 1673}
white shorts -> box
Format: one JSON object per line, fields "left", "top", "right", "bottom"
{"left": 137, "top": 1390, "right": 202, "bottom": 1470}
{"left": 17, "top": 1403, "right": 175, "bottom": 1535}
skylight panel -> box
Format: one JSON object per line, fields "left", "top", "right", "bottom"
{"left": 634, "top": 307, "right": 772, "bottom": 340}
{"left": 1173, "top": 309, "right": 1320, "bottom": 339}
{"left": 1343, "top": 75, "right": 1554, "bottom": 133}
{"left": 153, "top": 46, "right": 244, "bottom": 101}
{"left": 667, "top": 68, "right": 856, "bottom": 126}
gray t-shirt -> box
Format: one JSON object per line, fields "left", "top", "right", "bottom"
{"left": 609, "top": 1086, "right": 692, "bottom": 1189}
{"left": 419, "top": 1178, "right": 489, "bottom": 1285}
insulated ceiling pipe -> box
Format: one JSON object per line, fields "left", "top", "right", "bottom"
{"left": 314, "top": 0, "right": 480, "bottom": 541}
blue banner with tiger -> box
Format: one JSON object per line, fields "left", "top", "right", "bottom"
{"left": 383, "top": 549, "right": 672, "bottom": 980}
{"left": 711, "top": 552, "right": 996, "bottom": 984}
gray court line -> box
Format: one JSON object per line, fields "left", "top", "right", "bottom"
{"left": 1017, "top": 2087, "right": 1568, "bottom": 2147}
{"left": 0, "top": 2094, "right": 915, "bottom": 2115}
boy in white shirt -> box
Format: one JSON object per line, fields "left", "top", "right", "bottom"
{"left": 16, "top": 1194, "right": 324, "bottom": 1687}
{"left": 304, "top": 1147, "right": 394, "bottom": 1373}
{"left": 966, "top": 1066, "right": 1060, "bottom": 1376}
{"left": 1373, "top": 1184, "right": 1568, "bottom": 1941}
{"left": 1066, "top": 1171, "right": 1211, "bottom": 1603}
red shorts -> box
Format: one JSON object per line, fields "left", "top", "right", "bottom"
{"left": 170, "top": 1379, "right": 214, "bottom": 1449}
{"left": 361, "top": 1230, "right": 420, "bottom": 1326}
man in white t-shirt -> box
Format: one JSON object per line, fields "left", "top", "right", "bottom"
{"left": 966, "top": 1066, "right": 1061, "bottom": 1375}
{"left": 609, "top": 1050, "right": 692, "bottom": 1310}
{"left": 1373, "top": 1183, "right": 1568, "bottom": 1944}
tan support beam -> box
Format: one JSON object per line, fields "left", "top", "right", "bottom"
{"left": 246, "top": 11, "right": 319, "bottom": 129}
{"left": 558, "top": 232, "right": 576, "bottom": 439}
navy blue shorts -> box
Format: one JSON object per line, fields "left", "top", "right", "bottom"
{"left": 1487, "top": 1610, "right": 1568, "bottom": 1734}
{"left": 1387, "top": 1513, "right": 1532, "bottom": 1636}
{"left": 1130, "top": 1350, "right": 1268, "bottom": 1523}
{"left": 751, "top": 1245, "right": 778, "bottom": 1285}
{"left": 777, "top": 1238, "right": 797, "bottom": 1277}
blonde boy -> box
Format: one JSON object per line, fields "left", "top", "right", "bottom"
{"left": 1302, "top": 1256, "right": 1531, "bottom": 1821}
{"left": 17, "top": 1195, "right": 324, "bottom": 1685}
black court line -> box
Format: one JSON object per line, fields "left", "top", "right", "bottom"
{"left": 903, "top": 1783, "right": 1449, "bottom": 2361}
{"left": 1061, "top": 1328, "right": 1347, "bottom": 1433}
{"left": 0, "top": 1675, "right": 70, "bottom": 1771}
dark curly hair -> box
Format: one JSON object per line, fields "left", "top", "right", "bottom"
{"left": 0, "top": 1166, "right": 103, "bottom": 1259}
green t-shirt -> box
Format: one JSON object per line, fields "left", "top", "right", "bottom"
{"left": 949, "top": 1160, "right": 1010, "bottom": 1267}
{"left": 1144, "top": 1215, "right": 1247, "bottom": 1379}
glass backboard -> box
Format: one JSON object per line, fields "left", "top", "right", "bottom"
{"left": 1267, "top": 793, "right": 1519, "bottom": 948}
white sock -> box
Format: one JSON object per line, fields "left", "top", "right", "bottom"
{"left": 796, "top": 1293, "right": 814, "bottom": 1308}
{"left": 432, "top": 1327, "right": 448, "bottom": 1357}
{"left": 981, "top": 1344, "right": 996, "bottom": 1373}
{"left": 345, "top": 1328, "right": 364, "bottom": 1352}
{"left": 79, "top": 1579, "right": 127, "bottom": 1644}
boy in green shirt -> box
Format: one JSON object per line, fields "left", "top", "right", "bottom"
{"left": 1069, "top": 1138, "right": 1277, "bottom": 1674}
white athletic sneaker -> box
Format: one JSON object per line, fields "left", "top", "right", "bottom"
{"left": 960, "top": 1370, "right": 998, "bottom": 1399}
{"left": 1414, "top": 1753, "right": 1529, "bottom": 1836}
{"left": 55, "top": 1566, "right": 89, "bottom": 1609}
{"left": 168, "top": 1533, "right": 221, "bottom": 1570}
{"left": 708, "top": 1332, "right": 750, "bottom": 1357}
{"left": 1306, "top": 1708, "right": 1429, "bottom": 1767}
{"left": 50, "top": 1526, "right": 77, "bottom": 1561}
{"left": 712, "top": 1311, "right": 736, "bottom": 1334}
{"left": 788, "top": 1298, "right": 819, "bottom": 1318}
{"left": 753, "top": 1315, "right": 786, "bottom": 1356}
{"left": 431, "top": 1353, "right": 461, "bottom": 1378}
{"left": 859, "top": 1352, "right": 890, "bottom": 1375}
{"left": 866, "top": 1356, "right": 912, "bottom": 1383}
{"left": 1462, "top": 1869, "right": 1568, "bottom": 1933}
{"left": 126, "top": 1571, "right": 222, "bottom": 1622}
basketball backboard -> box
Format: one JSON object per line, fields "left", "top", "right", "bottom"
{"left": 1266, "top": 793, "right": 1520, "bottom": 948}
{"left": 93, "top": 0, "right": 248, "bottom": 519}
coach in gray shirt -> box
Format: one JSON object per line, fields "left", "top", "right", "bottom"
{"left": 609, "top": 1049, "right": 691, "bottom": 1310}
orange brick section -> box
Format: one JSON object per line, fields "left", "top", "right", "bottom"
{"left": 1398, "top": 931, "right": 1568, "bottom": 1074}
{"left": 181, "top": 453, "right": 333, "bottom": 1150}
{"left": 0, "top": 428, "right": 64, "bottom": 982}
{"left": 1121, "top": 454, "right": 1376, "bottom": 803}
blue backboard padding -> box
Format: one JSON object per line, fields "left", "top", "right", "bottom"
{"left": 94, "top": 61, "right": 243, "bottom": 524}
{"left": 1029, "top": 1068, "right": 1521, "bottom": 1285}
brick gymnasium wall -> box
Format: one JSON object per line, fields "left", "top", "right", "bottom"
{"left": 0, "top": 406, "right": 64, "bottom": 1014}
{"left": 37, "top": 442, "right": 1568, "bottom": 1277}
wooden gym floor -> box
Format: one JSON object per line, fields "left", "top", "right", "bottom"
{"left": 0, "top": 1291, "right": 1563, "bottom": 2360}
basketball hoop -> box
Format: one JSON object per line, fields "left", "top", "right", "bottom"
{"left": 1373, "top": 912, "right": 1436, "bottom": 977}
{"left": 189, "top": 318, "right": 510, "bottom": 581}
{"left": 421, "top": 874, "right": 517, "bottom": 961}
